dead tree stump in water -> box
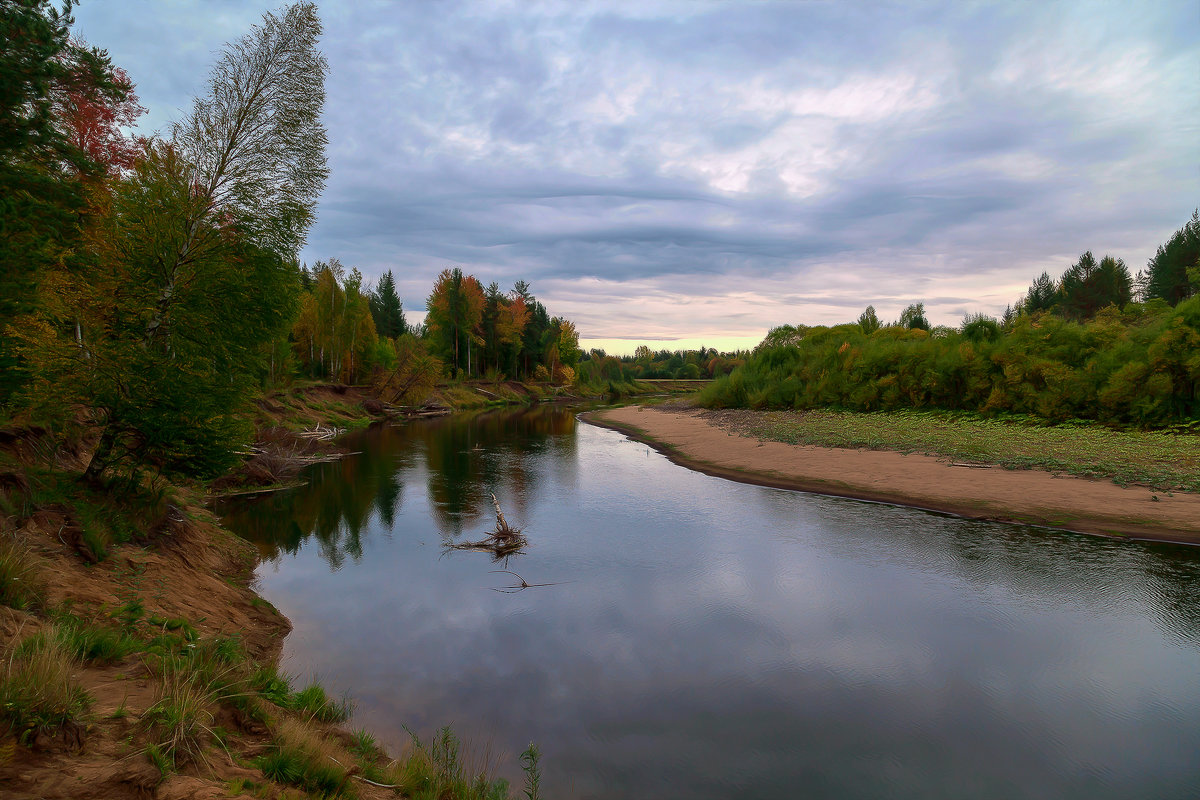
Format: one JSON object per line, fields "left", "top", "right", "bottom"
{"left": 491, "top": 493, "right": 517, "bottom": 536}
{"left": 449, "top": 493, "right": 526, "bottom": 557}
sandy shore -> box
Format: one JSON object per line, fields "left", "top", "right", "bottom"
{"left": 584, "top": 405, "right": 1200, "bottom": 545}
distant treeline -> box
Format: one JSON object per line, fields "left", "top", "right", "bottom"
{"left": 288, "top": 262, "right": 582, "bottom": 390}
{"left": 289, "top": 261, "right": 748, "bottom": 394}
{"left": 701, "top": 213, "right": 1200, "bottom": 428}
{"left": 577, "top": 346, "right": 745, "bottom": 386}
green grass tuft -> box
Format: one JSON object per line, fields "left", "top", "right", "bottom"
{"left": 0, "top": 627, "right": 92, "bottom": 744}
{"left": 0, "top": 536, "right": 46, "bottom": 611}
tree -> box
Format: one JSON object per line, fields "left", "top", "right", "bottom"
{"left": 899, "top": 302, "right": 930, "bottom": 331}
{"left": 857, "top": 305, "right": 881, "bottom": 334}
{"left": 171, "top": 0, "right": 328, "bottom": 259}
{"left": 425, "top": 268, "right": 484, "bottom": 377}
{"left": 491, "top": 287, "right": 528, "bottom": 376}
{"left": 19, "top": 143, "right": 301, "bottom": 479}
{"left": 1058, "top": 251, "right": 1132, "bottom": 320}
{"left": 17, "top": 3, "right": 328, "bottom": 479}
{"left": 1022, "top": 271, "right": 1058, "bottom": 314}
{"left": 0, "top": 0, "right": 130, "bottom": 402}
{"left": 1140, "top": 210, "right": 1200, "bottom": 305}
{"left": 52, "top": 45, "right": 145, "bottom": 176}
{"left": 369, "top": 269, "right": 406, "bottom": 339}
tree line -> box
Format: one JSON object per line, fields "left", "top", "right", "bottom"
{"left": 702, "top": 214, "right": 1200, "bottom": 428}
{"left": 286, "top": 262, "right": 583, "bottom": 388}
{"left": 0, "top": 2, "right": 592, "bottom": 481}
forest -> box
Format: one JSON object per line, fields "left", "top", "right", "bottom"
{"left": 0, "top": 0, "right": 594, "bottom": 485}
{"left": 701, "top": 217, "right": 1200, "bottom": 428}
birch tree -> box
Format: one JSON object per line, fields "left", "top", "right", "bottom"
{"left": 18, "top": 3, "right": 329, "bottom": 481}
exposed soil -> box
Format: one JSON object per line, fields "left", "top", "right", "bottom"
{"left": 1, "top": 502, "right": 281, "bottom": 798}
{"left": 0, "top": 388, "right": 416, "bottom": 799}
{"left": 585, "top": 405, "right": 1200, "bottom": 544}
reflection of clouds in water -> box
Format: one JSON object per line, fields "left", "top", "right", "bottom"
{"left": 228, "top": 409, "right": 1200, "bottom": 799}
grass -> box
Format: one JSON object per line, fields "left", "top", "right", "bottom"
{"left": 13, "top": 468, "right": 175, "bottom": 563}
{"left": 386, "top": 726, "right": 511, "bottom": 800}
{"left": 290, "top": 682, "right": 352, "bottom": 724}
{"left": 0, "top": 536, "right": 45, "bottom": 611}
{"left": 0, "top": 627, "right": 92, "bottom": 744}
{"left": 140, "top": 653, "right": 223, "bottom": 772}
{"left": 52, "top": 617, "right": 140, "bottom": 665}
{"left": 257, "top": 717, "right": 356, "bottom": 798}
{"left": 716, "top": 407, "right": 1200, "bottom": 492}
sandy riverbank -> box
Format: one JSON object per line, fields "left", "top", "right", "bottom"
{"left": 584, "top": 405, "right": 1200, "bottom": 544}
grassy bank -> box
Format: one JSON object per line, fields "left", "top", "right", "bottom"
{"left": 0, "top": 395, "right": 543, "bottom": 798}
{"left": 704, "top": 407, "right": 1200, "bottom": 493}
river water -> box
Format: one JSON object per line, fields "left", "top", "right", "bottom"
{"left": 219, "top": 405, "right": 1200, "bottom": 799}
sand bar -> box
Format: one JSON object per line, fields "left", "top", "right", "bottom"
{"left": 584, "top": 405, "right": 1200, "bottom": 544}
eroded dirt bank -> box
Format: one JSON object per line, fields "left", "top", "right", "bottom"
{"left": 585, "top": 405, "right": 1200, "bottom": 543}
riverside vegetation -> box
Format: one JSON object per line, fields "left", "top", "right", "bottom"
{"left": 698, "top": 222, "right": 1200, "bottom": 491}
{"left": 0, "top": 3, "right": 544, "bottom": 797}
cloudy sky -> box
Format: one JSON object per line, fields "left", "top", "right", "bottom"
{"left": 74, "top": 1, "right": 1198, "bottom": 353}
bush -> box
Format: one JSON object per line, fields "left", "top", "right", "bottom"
{"left": 700, "top": 301, "right": 1200, "bottom": 427}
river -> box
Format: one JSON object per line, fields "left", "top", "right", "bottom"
{"left": 218, "top": 404, "right": 1200, "bottom": 800}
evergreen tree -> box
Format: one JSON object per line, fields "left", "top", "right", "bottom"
{"left": 857, "top": 305, "right": 880, "bottom": 334}
{"left": 1140, "top": 210, "right": 1200, "bottom": 305}
{"left": 1022, "top": 271, "right": 1058, "bottom": 314}
{"left": 370, "top": 270, "right": 406, "bottom": 339}
{"left": 1058, "top": 251, "right": 1132, "bottom": 320}
{"left": 0, "top": 0, "right": 129, "bottom": 403}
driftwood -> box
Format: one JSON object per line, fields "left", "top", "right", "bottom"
{"left": 488, "top": 570, "right": 564, "bottom": 593}
{"left": 448, "top": 493, "right": 528, "bottom": 557}
{"left": 296, "top": 423, "right": 345, "bottom": 441}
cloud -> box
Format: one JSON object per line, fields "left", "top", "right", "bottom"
{"left": 74, "top": 0, "right": 1200, "bottom": 352}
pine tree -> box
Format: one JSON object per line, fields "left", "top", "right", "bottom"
{"left": 1058, "top": 252, "right": 1132, "bottom": 320}
{"left": 370, "top": 270, "right": 406, "bottom": 339}
{"left": 1140, "top": 211, "right": 1200, "bottom": 305}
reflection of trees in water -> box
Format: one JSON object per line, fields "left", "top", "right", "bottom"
{"left": 220, "top": 404, "right": 582, "bottom": 567}
{"left": 757, "top": 489, "right": 1200, "bottom": 647}
{"left": 421, "top": 405, "right": 578, "bottom": 538}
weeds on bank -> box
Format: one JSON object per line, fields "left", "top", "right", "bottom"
{"left": 0, "top": 627, "right": 91, "bottom": 743}
{"left": 141, "top": 655, "right": 222, "bottom": 771}
{"left": 258, "top": 716, "right": 358, "bottom": 798}
{"left": 0, "top": 535, "right": 46, "bottom": 611}
{"left": 7, "top": 468, "right": 178, "bottom": 563}
{"left": 384, "top": 725, "right": 511, "bottom": 800}
{"left": 291, "top": 682, "right": 352, "bottom": 724}
{"left": 53, "top": 616, "right": 139, "bottom": 664}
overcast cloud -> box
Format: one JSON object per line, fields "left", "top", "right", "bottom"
{"left": 74, "top": 0, "right": 1199, "bottom": 352}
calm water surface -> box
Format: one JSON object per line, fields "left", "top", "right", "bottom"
{"left": 219, "top": 405, "right": 1200, "bottom": 799}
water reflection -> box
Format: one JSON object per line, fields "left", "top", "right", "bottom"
{"left": 224, "top": 404, "right": 580, "bottom": 564}
{"left": 219, "top": 407, "right": 1200, "bottom": 800}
